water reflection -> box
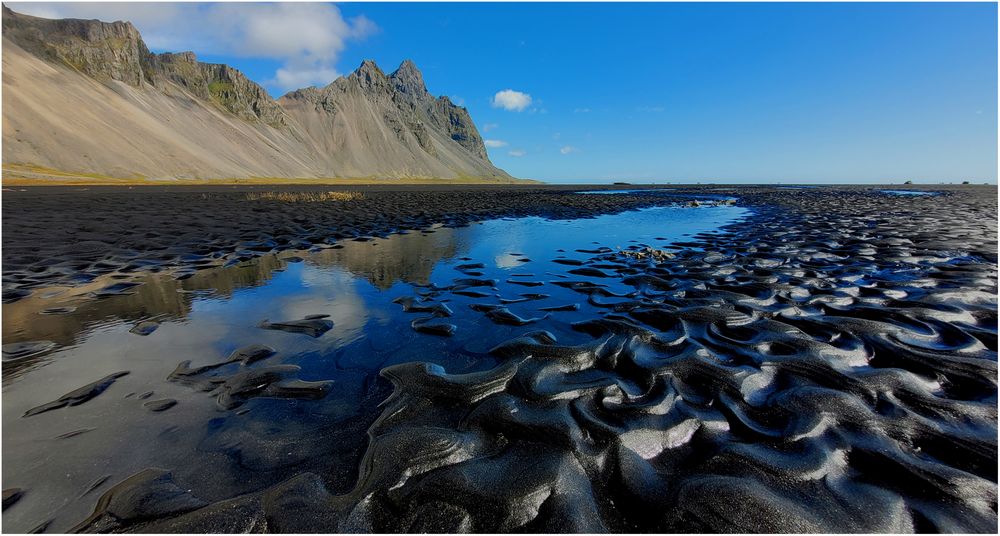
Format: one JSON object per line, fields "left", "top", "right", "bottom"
{"left": 575, "top": 188, "right": 659, "bottom": 194}
{"left": 1, "top": 205, "right": 748, "bottom": 533}
{"left": 878, "top": 189, "right": 939, "bottom": 196}
{"left": 307, "top": 224, "right": 462, "bottom": 289}
{"left": 2, "top": 226, "right": 466, "bottom": 362}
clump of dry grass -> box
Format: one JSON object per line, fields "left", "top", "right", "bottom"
{"left": 244, "top": 191, "right": 364, "bottom": 202}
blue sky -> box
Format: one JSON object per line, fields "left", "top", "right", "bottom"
{"left": 11, "top": 2, "right": 998, "bottom": 183}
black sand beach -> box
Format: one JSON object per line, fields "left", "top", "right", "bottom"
{"left": 2, "top": 184, "right": 997, "bottom": 532}
{"left": 2, "top": 184, "right": 991, "bottom": 296}
{"left": 3, "top": 184, "right": 684, "bottom": 299}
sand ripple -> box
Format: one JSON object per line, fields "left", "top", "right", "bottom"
{"left": 55, "top": 188, "right": 997, "bottom": 533}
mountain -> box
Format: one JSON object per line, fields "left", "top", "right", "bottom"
{"left": 1, "top": 6, "right": 515, "bottom": 182}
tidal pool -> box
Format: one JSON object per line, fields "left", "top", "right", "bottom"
{"left": 878, "top": 189, "right": 939, "bottom": 196}
{"left": 574, "top": 188, "right": 660, "bottom": 194}
{"left": 1, "top": 204, "right": 747, "bottom": 532}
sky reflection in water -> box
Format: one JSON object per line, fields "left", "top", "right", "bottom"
{"left": 0, "top": 204, "right": 747, "bottom": 533}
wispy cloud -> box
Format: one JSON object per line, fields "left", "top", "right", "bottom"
{"left": 637, "top": 106, "right": 665, "bottom": 113}
{"left": 7, "top": 2, "right": 377, "bottom": 93}
{"left": 482, "top": 123, "right": 499, "bottom": 132}
{"left": 560, "top": 145, "right": 580, "bottom": 155}
{"left": 508, "top": 149, "right": 526, "bottom": 157}
{"left": 574, "top": 108, "right": 591, "bottom": 113}
{"left": 484, "top": 139, "right": 508, "bottom": 148}
{"left": 492, "top": 89, "right": 533, "bottom": 112}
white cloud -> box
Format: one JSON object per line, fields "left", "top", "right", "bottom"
{"left": 482, "top": 123, "right": 499, "bottom": 132}
{"left": 492, "top": 89, "right": 532, "bottom": 112}
{"left": 637, "top": 106, "right": 665, "bottom": 113}
{"left": 560, "top": 146, "right": 580, "bottom": 155}
{"left": 273, "top": 64, "right": 339, "bottom": 91}
{"left": 484, "top": 139, "right": 508, "bottom": 148}
{"left": 508, "top": 149, "right": 526, "bottom": 157}
{"left": 450, "top": 96, "right": 466, "bottom": 106}
{"left": 574, "top": 108, "right": 591, "bottom": 113}
{"left": 7, "top": 2, "right": 377, "bottom": 93}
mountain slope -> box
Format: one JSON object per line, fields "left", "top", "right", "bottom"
{"left": 1, "top": 6, "right": 515, "bottom": 181}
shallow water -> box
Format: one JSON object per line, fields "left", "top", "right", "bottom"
{"left": 879, "top": 189, "right": 939, "bottom": 196}
{"left": 1, "top": 204, "right": 748, "bottom": 532}
{"left": 575, "top": 188, "right": 660, "bottom": 194}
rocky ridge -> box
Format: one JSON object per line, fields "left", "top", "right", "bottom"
{"left": 1, "top": 6, "right": 511, "bottom": 181}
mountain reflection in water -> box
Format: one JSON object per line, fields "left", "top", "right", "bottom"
{"left": 2, "top": 225, "right": 465, "bottom": 357}
{"left": 1, "top": 206, "right": 749, "bottom": 533}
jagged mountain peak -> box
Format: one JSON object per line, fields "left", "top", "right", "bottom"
{"left": 352, "top": 59, "right": 386, "bottom": 78}
{"left": 396, "top": 58, "right": 420, "bottom": 74}
{"left": 390, "top": 59, "right": 427, "bottom": 95}
{"left": 347, "top": 59, "right": 391, "bottom": 93}
{"left": 389, "top": 60, "right": 428, "bottom": 97}
{"left": 2, "top": 6, "right": 514, "bottom": 181}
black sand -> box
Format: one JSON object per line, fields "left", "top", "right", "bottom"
{"left": 2, "top": 184, "right": 997, "bottom": 532}
{"left": 3, "top": 184, "right": 682, "bottom": 298}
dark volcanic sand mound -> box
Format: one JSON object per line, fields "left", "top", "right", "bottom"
{"left": 11, "top": 185, "right": 993, "bottom": 533}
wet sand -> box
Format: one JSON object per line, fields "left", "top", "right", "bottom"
{"left": 2, "top": 184, "right": 997, "bottom": 532}
{"left": 3, "top": 184, "right": 685, "bottom": 300}
{"left": 3, "top": 184, "right": 988, "bottom": 300}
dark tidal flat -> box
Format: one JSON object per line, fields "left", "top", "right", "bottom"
{"left": 1, "top": 184, "right": 997, "bottom": 533}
